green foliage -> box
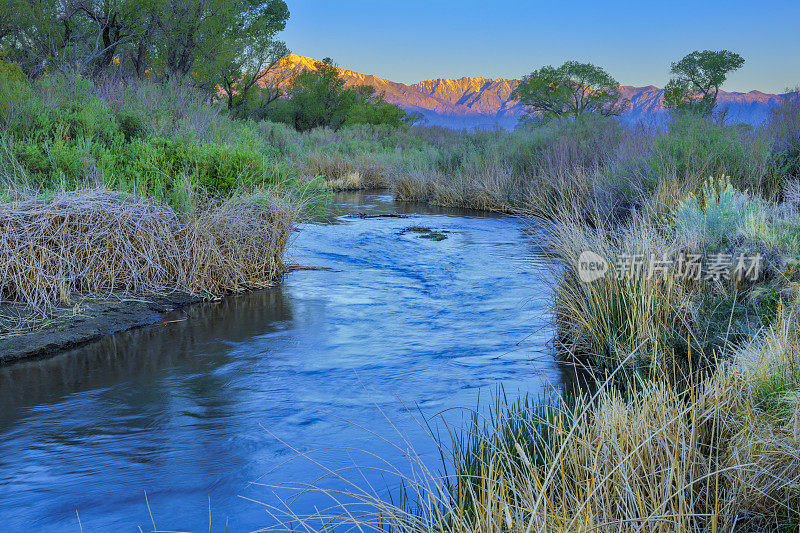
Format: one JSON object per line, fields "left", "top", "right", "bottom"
{"left": 345, "top": 91, "right": 413, "bottom": 127}
{"left": 0, "top": 53, "right": 27, "bottom": 83}
{"left": 285, "top": 60, "right": 351, "bottom": 131}
{"left": 279, "top": 59, "right": 412, "bottom": 131}
{"left": 228, "top": 83, "right": 283, "bottom": 120}
{"left": 646, "top": 114, "right": 772, "bottom": 189}
{"left": 775, "top": 220, "right": 800, "bottom": 254}
{"left": 0, "top": 54, "right": 29, "bottom": 125}
{"left": 514, "top": 61, "right": 629, "bottom": 121}
{"left": 757, "top": 288, "right": 782, "bottom": 328}
{"left": 441, "top": 393, "right": 576, "bottom": 525}
{"left": 673, "top": 177, "right": 743, "bottom": 246}
{"left": 741, "top": 207, "right": 778, "bottom": 247}
{"left": 664, "top": 50, "right": 745, "bottom": 116}
{"left": 217, "top": 2, "right": 290, "bottom": 116}
{"left": 752, "top": 359, "right": 800, "bottom": 423}
{"left": 0, "top": 72, "right": 311, "bottom": 211}
{"left": 1, "top": 0, "right": 290, "bottom": 102}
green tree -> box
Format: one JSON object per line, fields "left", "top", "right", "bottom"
{"left": 153, "top": 0, "right": 289, "bottom": 90}
{"left": 0, "top": 0, "right": 290, "bottom": 98}
{"left": 513, "top": 61, "right": 628, "bottom": 122}
{"left": 282, "top": 58, "right": 412, "bottom": 131}
{"left": 345, "top": 88, "right": 413, "bottom": 127}
{"left": 285, "top": 58, "right": 351, "bottom": 131}
{"left": 217, "top": 0, "right": 290, "bottom": 118}
{"left": 664, "top": 50, "right": 745, "bottom": 116}
{"left": 0, "top": 0, "right": 155, "bottom": 74}
{"left": 0, "top": 0, "right": 71, "bottom": 71}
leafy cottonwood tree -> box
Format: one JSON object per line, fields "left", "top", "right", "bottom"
{"left": 217, "top": 0, "right": 291, "bottom": 118}
{"left": 0, "top": 0, "right": 158, "bottom": 74}
{"left": 514, "top": 61, "right": 628, "bottom": 122}
{"left": 664, "top": 50, "right": 745, "bottom": 116}
{"left": 282, "top": 58, "right": 412, "bottom": 131}
{"left": 0, "top": 0, "right": 290, "bottom": 105}
{"left": 152, "top": 0, "right": 290, "bottom": 97}
{"left": 345, "top": 89, "right": 415, "bottom": 127}
{"left": 285, "top": 58, "right": 350, "bottom": 131}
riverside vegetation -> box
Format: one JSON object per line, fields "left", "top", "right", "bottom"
{"left": 3, "top": 31, "right": 800, "bottom": 531}
{"left": 267, "top": 91, "right": 800, "bottom": 530}
{"left": 0, "top": 63, "right": 313, "bottom": 329}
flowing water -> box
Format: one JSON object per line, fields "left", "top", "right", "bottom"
{"left": 0, "top": 192, "right": 574, "bottom": 531}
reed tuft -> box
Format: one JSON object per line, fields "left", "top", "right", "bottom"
{"left": 0, "top": 188, "right": 299, "bottom": 312}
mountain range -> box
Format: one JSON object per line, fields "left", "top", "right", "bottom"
{"left": 277, "top": 55, "right": 790, "bottom": 129}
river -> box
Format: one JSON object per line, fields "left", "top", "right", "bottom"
{"left": 0, "top": 192, "right": 573, "bottom": 531}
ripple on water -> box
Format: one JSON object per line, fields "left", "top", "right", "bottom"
{"left": 0, "top": 192, "right": 573, "bottom": 531}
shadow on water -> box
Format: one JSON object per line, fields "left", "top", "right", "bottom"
{"left": 0, "top": 191, "right": 581, "bottom": 531}
{"left": 0, "top": 289, "right": 293, "bottom": 424}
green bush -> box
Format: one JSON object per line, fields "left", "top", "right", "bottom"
{"left": 647, "top": 114, "right": 772, "bottom": 191}
{"left": 0, "top": 54, "right": 27, "bottom": 84}
{"left": 117, "top": 105, "right": 146, "bottom": 141}
{"left": 1, "top": 72, "right": 310, "bottom": 211}
{"left": 274, "top": 59, "right": 413, "bottom": 131}
{"left": 0, "top": 55, "right": 29, "bottom": 126}
{"left": 673, "top": 178, "right": 743, "bottom": 246}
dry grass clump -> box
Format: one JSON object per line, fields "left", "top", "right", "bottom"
{"left": 183, "top": 190, "right": 299, "bottom": 293}
{"left": 303, "top": 151, "right": 392, "bottom": 190}
{"left": 0, "top": 188, "right": 298, "bottom": 312}
{"left": 546, "top": 175, "right": 800, "bottom": 375}
{"left": 392, "top": 161, "right": 644, "bottom": 220}
{"left": 547, "top": 212, "right": 698, "bottom": 372}
{"left": 394, "top": 168, "right": 527, "bottom": 213}
{"left": 439, "top": 343, "right": 800, "bottom": 533}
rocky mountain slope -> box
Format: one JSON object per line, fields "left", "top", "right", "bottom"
{"left": 277, "top": 55, "right": 789, "bottom": 129}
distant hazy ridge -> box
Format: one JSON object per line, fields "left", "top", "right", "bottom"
{"left": 277, "top": 55, "right": 790, "bottom": 128}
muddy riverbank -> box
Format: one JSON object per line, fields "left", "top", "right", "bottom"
{"left": 0, "top": 293, "right": 202, "bottom": 364}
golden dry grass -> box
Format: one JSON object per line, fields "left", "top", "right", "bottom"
{"left": 393, "top": 168, "right": 526, "bottom": 213}
{"left": 303, "top": 152, "right": 392, "bottom": 190}
{"left": 0, "top": 188, "right": 299, "bottom": 312}
{"left": 546, "top": 211, "right": 698, "bottom": 372}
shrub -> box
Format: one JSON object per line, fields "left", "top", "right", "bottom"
{"left": 0, "top": 54, "right": 27, "bottom": 84}
{"left": 673, "top": 177, "right": 743, "bottom": 247}
{"left": 0, "top": 55, "right": 29, "bottom": 126}
{"left": 645, "top": 114, "right": 772, "bottom": 192}
{"left": 0, "top": 72, "right": 302, "bottom": 209}
{"left": 279, "top": 59, "right": 413, "bottom": 131}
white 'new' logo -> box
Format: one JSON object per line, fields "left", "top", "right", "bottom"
{"left": 577, "top": 251, "right": 609, "bottom": 283}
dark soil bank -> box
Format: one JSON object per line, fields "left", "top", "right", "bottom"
{"left": 0, "top": 293, "right": 202, "bottom": 364}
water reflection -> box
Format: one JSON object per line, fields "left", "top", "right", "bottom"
{"left": 0, "top": 289, "right": 293, "bottom": 421}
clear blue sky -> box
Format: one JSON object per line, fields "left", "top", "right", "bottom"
{"left": 281, "top": 0, "right": 800, "bottom": 93}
